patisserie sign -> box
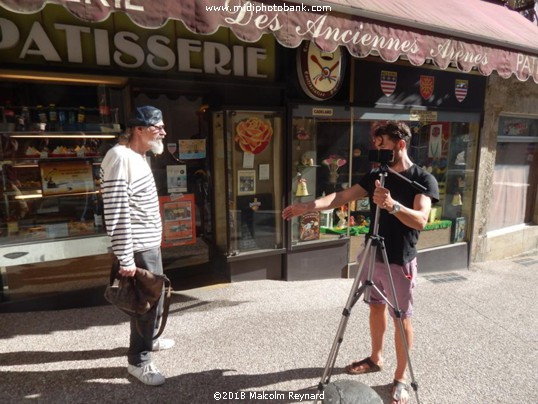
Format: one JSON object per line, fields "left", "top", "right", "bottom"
{"left": 0, "top": 4, "right": 274, "bottom": 79}
{"left": 0, "top": 0, "right": 537, "bottom": 82}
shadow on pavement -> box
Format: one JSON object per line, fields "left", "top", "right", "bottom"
{"left": 0, "top": 294, "right": 247, "bottom": 339}
{"left": 1, "top": 366, "right": 355, "bottom": 403}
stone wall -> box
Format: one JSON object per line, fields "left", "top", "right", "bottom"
{"left": 471, "top": 74, "right": 538, "bottom": 263}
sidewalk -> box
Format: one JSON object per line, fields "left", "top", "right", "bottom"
{"left": 1, "top": 253, "right": 537, "bottom": 403}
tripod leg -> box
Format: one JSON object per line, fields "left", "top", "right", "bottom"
{"left": 363, "top": 242, "right": 378, "bottom": 304}
{"left": 316, "top": 238, "right": 376, "bottom": 399}
{"left": 378, "top": 243, "right": 421, "bottom": 404}
{"left": 316, "top": 170, "right": 422, "bottom": 403}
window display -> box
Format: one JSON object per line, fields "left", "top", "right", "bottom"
{"left": 289, "top": 104, "right": 480, "bottom": 250}
{"left": 0, "top": 131, "right": 118, "bottom": 245}
{"left": 408, "top": 121, "right": 479, "bottom": 244}
{"left": 0, "top": 83, "right": 120, "bottom": 246}
{"left": 212, "top": 110, "right": 283, "bottom": 255}
{"left": 289, "top": 106, "right": 352, "bottom": 246}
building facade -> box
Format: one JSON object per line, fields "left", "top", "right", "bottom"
{"left": 1, "top": 0, "right": 538, "bottom": 310}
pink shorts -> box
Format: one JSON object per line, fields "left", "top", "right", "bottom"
{"left": 358, "top": 256, "right": 417, "bottom": 319}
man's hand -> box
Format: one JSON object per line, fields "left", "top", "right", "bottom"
{"left": 119, "top": 265, "right": 136, "bottom": 277}
{"left": 282, "top": 202, "right": 309, "bottom": 220}
{"left": 373, "top": 179, "right": 396, "bottom": 211}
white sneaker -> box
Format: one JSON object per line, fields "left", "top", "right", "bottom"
{"left": 152, "top": 338, "right": 175, "bottom": 351}
{"left": 127, "top": 363, "right": 165, "bottom": 386}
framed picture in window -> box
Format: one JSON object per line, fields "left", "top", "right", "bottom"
{"left": 237, "top": 170, "right": 256, "bottom": 196}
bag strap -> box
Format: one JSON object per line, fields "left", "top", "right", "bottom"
{"left": 152, "top": 277, "right": 172, "bottom": 340}
{"left": 109, "top": 259, "right": 120, "bottom": 284}
{"left": 135, "top": 276, "right": 172, "bottom": 340}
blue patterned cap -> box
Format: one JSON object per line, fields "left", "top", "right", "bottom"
{"left": 127, "top": 106, "right": 162, "bottom": 127}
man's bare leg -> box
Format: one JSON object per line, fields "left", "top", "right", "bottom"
{"left": 393, "top": 317, "right": 413, "bottom": 382}
{"left": 345, "top": 304, "right": 387, "bottom": 374}
{"left": 369, "top": 304, "right": 388, "bottom": 365}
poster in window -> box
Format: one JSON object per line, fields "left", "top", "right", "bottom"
{"left": 166, "top": 165, "right": 187, "bottom": 194}
{"left": 160, "top": 194, "right": 196, "bottom": 247}
{"left": 299, "top": 211, "right": 320, "bottom": 241}
{"left": 428, "top": 124, "right": 443, "bottom": 158}
{"left": 237, "top": 170, "right": 256, "bottom": 195}
{"left": 453, "top": 217, "right": 466, "bottom": 242}
{"left": 179, "top": 139, "right": 206, "bottom": 159}
{"left": 428, "top": 122, "right": 450, "bottom": 158}
{"left": 259, "top": 163, "right": 270, "bottom": 180}
{"left": 39, "top": 160, "right": 95, "bottom": 196}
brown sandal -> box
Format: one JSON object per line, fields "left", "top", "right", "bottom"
{"left": 345, "top": 357, "right": 383, "bottom": 375}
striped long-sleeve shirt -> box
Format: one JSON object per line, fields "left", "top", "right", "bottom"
{"left": 100, "top": 144, "right": 162, "bottom": 268}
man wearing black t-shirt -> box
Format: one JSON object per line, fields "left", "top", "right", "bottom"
{"left": 282, "top": 122, "right": 439, "bottom": 403}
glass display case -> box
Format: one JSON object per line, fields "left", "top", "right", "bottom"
{"left": 0, "top": 130, "right": 118, "bottom": 245}
{"left": 287, "top": 105, "right": 480, "bottom": 263}
{"left": 289, "top": 105, "right": 352, "bottom": 247}
{"left": 212, "top": 109, "right": 284, "bottom": 257}
{"left": 0, "top": 82, "right": 122, "bottom": 304}
{"left": 408, "top": 121, "right": 479, "bottom": 243}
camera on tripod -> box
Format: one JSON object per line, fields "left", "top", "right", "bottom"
{"left": 368, "top": 149, "right": 394, "bottom": 164}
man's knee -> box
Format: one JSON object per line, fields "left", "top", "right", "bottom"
{"left": 370, "top": 303, "right": 387, "bottom": 316}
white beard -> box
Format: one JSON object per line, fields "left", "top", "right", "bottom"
{"left": 149, "top": 139, "right": 164, "bottom": 155}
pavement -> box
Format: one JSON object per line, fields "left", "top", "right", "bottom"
{"left": 1, "top": 251, "right": 537, "bottom": 404}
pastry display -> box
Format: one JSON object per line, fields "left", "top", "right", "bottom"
{"left": 25, "top": 146, "right": 40, "bottom": 157}
{"left": 74, "top": 145, "right": 98, "bottom": 156}
{"left": 68, "top": 221, "right": 94, "bottom": 234}
{"left": 50, "top": 146, "right": 76, "bottom": 157}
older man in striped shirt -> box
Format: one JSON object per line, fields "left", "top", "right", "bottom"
{"left": 101, "top": 106, "right": 174, "bottom": 386}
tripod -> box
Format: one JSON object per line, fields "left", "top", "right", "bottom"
{"left": 315, "top": 165, "right": 422, "bottom": 404}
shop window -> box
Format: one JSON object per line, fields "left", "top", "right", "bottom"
{"left": 212, "top": 109, "right": 283, "bottom": 255}
{"left": 353, "top": 120, "right": 479, "bottom": 247}
{"left": 0, "top": 82, "right": 120, "bottom": 247}
{"left": 287, "top": 108, "right": 480, "bottom": 256}
{"left": 289, "top": 106, "right": 352, "bottom": 246}
{"left": 487, "top": 116, "right": 538, "bottom": 231}
{"left": 408, "top": 121, "right": 479, "bottom": 244}
{"left": 132, "top": 93, "right": 213, "bottom": 269}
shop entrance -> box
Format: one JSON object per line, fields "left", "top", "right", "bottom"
{"left": 132, "top": 93, "right": 213, "bottom": 282}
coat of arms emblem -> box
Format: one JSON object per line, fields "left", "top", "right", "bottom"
{"left": 380, "top": 70, "right": 397, "bottom": 96}
{"left": 419, "top": 75, "right": 435, "bottom": 100}
{"left": 455, "top": 79, "right": 468, "bottom": 102}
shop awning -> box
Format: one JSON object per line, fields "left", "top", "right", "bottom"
{"left": 1, "top": 0, "right": 538, "bottom": 83}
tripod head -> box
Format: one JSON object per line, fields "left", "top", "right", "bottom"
{"left": 368, "top": 149, "right": 394, "bottom": 165}
{"left": 368, "top": 148, "right": 427, "bottom": 192}
{"left": 367, "top": 148, "right": 427, "bottom": 236}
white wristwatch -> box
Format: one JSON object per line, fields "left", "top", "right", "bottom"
{"left": 389, "top": 201, "right": 401, "bottom": 215}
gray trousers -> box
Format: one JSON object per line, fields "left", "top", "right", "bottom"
{"left": 127, "top": 247, "right": 164, "bottom": 366}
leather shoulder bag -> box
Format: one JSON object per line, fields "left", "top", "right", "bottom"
{"left": 104, "top": 262, "right": 172, "bottom": 339}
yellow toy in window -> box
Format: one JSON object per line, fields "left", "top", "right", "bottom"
{"left": 335, "top": 205, "right": 348, "bottom": 229}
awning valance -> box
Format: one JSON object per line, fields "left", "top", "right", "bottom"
{"left": 1, "top": 0, "right": 538, "bottom": 83}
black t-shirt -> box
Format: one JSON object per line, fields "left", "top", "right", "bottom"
{"left": 358, "top": 164, "right": 439, "bottom": 265}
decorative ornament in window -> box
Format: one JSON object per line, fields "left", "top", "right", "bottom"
{"left": 322, "top": 155, "right": 347, "bottom": 184}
